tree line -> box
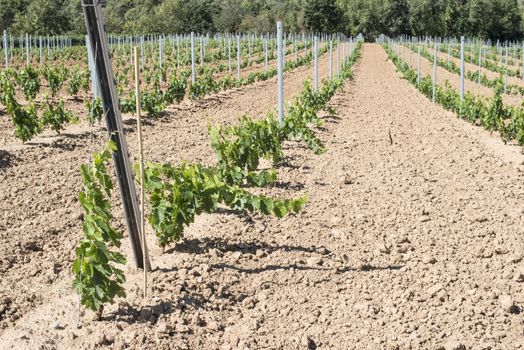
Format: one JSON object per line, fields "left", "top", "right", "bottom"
{"left": 0, "top": 0, "right": 522, "bottom": 41}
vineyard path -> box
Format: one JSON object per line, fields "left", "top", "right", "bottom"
{"left": 0, "top": 43, "right": 523, "bottom": 349}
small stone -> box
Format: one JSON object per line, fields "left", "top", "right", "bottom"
{"left": 307, "top": 256, "right": 323, "bottom": 267}
{"left": 200, "top": 263, "right": 210, "bottom": 274}
{"left": 138, "top": 308, "right": 152, "bottom": 322}
{"left": 342, "top": 175, "right": 353, "bottom": 185}
{"left": 96, "top": 334, "right": 113, "bottom": 346}
{"left": 157, "top": 323, "right": 172, "bottom": 334}
{"left": 427, "top": 283, "right": 443, "bottom": 298}
{"left": 175, "top": 324, "right": 190, "bottom": 333}
{"left": 318, "top": 246, "right": 330, "bottom": 255}
{"left": 418, "top": 216, "right": 430, "bottom": 223}
{"left": 75, "top": 211, "right": 84, "bottom": 221}
{"left": 505, "top": 253, "right": 523, "bottom": 264}
{"left": 113, "top": 340, "right": 126, "bottom": 350}
{"left": 377, "top": 243, "right": 390, "bottom": 254}
{"left": 208, "top": 248, "right": 222, "bottom": 258}
{"left": 242, "top": 297, "right": 256, "bottom": 309}
{"left": 50, "top": 322, "right": 64, "bottom": 330}
{"left": 499, "top": 294, "right": 519, "bottom": 314}
{"left": 45, "top": 227, "right": 59, "bottom": 235}
{"left": 231, "top": 251, "right": 242, "bottom": 261}
{"left": 207, "top": 320, "right": 220, "bottom": 331}
{"left": 255, "top": 250, "right": 267, "bottom": 258}
{"left": 24, "top": 241, "right": 41, "bottom": 252}
{"left": 192, "top": 314, "right": 206, "bottom": 327}
{"left": 444, "top": 340, "right": 466, "bottom": 350}
{"left": 397, "top": 243, "right": 412, "bottom": 254}
{"left": 422, "top": 256, "right": 437, "bottom": 264}
{"left": 513, "top": 270, "right": 524, "bottom": 282}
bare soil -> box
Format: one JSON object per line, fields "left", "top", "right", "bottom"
{"left": 1, "top": 44, "right": 523, "bottom": 349}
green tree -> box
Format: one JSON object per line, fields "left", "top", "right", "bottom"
{"left": 181, "top": 0, "right": 219, "bottom": 32}
{"left": 304, "top": 0, "right": 342, "bottom": 33}
{"left": 11, "top": 0, "right": 72, "bottom": 34}
{"left": 214, "top": 0, "right": 243, "bottom": 32}
{"left": 409, "top": 0, "right": 447, "bottom": 37}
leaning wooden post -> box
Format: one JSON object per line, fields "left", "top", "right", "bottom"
{"left": 134, "top": 46, "right": 149, "bottom": 297}
{"left": 81, "top": 0, "right": 149, "bottom": 270}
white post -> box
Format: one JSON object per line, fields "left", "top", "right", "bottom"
{"left": 228, "top": 35, "right": 232, "bottom": 74}
{"left": 329, "top": 40, "right": 333, "bottom": 80}
{"left": 504, "top": 45, "right": 508, "bottom": 94}
{"left": 159, "top": 36, "right": 163, "bottom": 69}
{"left": 248, "top": 34, "right": 251, "bottom": 65}
{"left": 277, "top": 21, "right": 284, "bottom": 126}
{"left": 337, "top": 40, "right": 341, "bottom": 77}
{"left": 3, "top": 30, "right": 7, "bottom": 68}
{"left": 200, "top": 35, "right": 203, "bottom": 67}
{"left": 401, "top": 39, "right": 404, "bottom": 66}
{"left": 141, "top": 37, "right": 144, "bottom": 72}
{"left": 237, "top": 34, "right": 241, "bottom": 80}
{"left": 39, "top": 36, "right": 42, "bottom": 64}
{"left": 314, "top": 36, "right": 318, "bottom": 91}
{"left": 176, "top": 36, "right": 180, "bottom": 69}
{"left": 25, "top": 33, "right": 29, "bottom": 65}
{"left": 342, "top": 42, "right": 346, "bottom": 67}
{"left": 417, "top": 46, "right": 421, "bottom": 86}
{"left": 294, "top": 35, "right": 298, "bottom": 61}
{"left": 478, "top": 46, "right": 482, "bottom": 84}
{"left": 447, "top": 44, "right": 451, "bottom": 66}
{"left": 265, "top": 37, "right": 268, "bottom": 71}
{"left": 460, "top": 36, "right": 464, "bottom": 101}
{"left": 433, "top": 42, "right": 437, "bottom": 102}
{"left": 408, "top": 43, "right": 412, "bottom": 68}
{"left": 191, "top": 32, "right": 195, "bottom": 83}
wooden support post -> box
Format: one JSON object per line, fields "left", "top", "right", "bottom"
{"left": 81, "top": 0, "right": 149, "bottom": 270}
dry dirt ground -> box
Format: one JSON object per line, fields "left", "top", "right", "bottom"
{"left": 1, "top": 43, "right": 524, "bottom": 349}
